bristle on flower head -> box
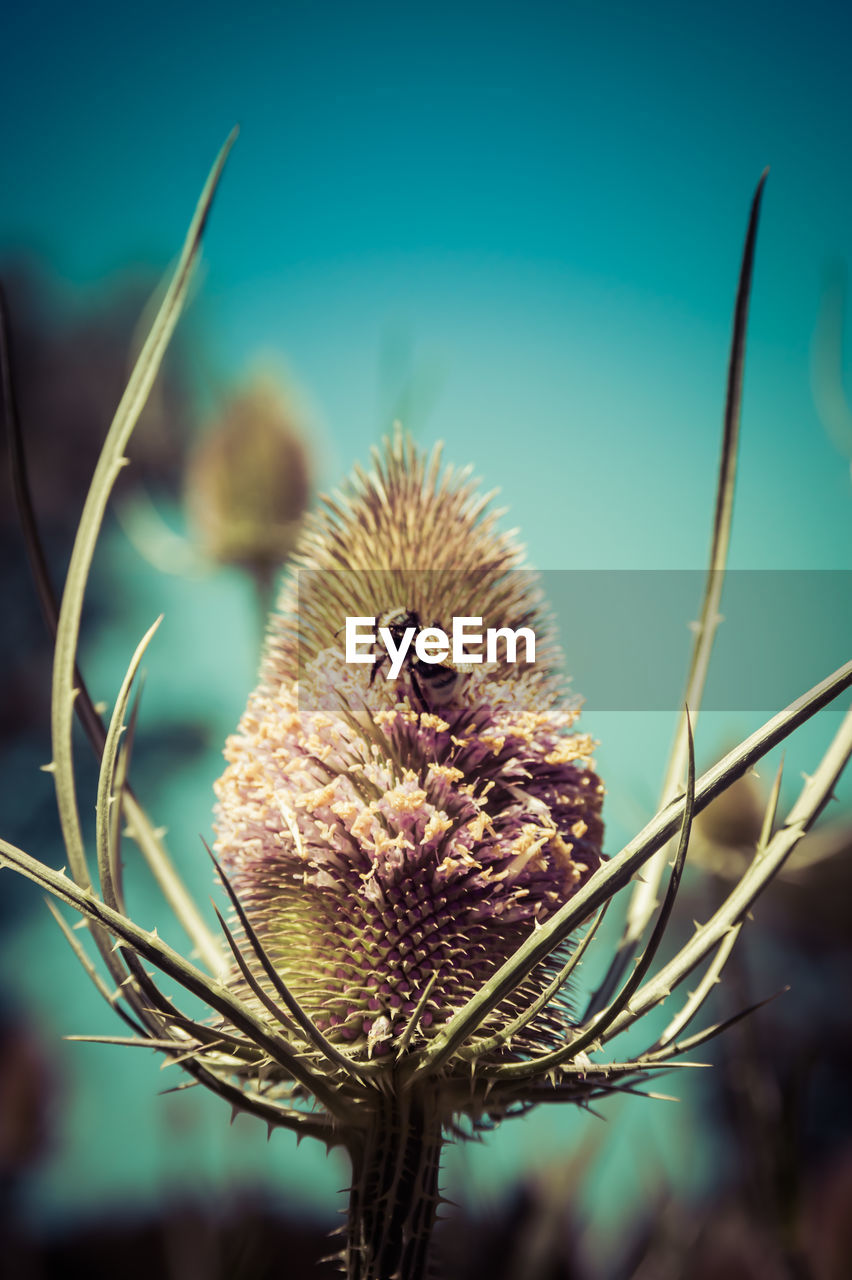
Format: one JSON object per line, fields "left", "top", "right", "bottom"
{"left": 214, "top": 429, "right": 604, "bottom": 1061}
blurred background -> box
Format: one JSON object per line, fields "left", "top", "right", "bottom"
{"left": 1, "top": 1, "right": 851, "bottom": 1275}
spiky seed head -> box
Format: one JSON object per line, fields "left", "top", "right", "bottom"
{"left": 214, "top": 431, "right": 604, "bottom": 1063}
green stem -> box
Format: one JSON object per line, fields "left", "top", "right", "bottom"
{"left": 346, "top": 1086, "right": 444, "bottom": 1280}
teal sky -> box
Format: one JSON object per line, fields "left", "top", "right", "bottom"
{"left": 4, "top": 0, "right": 851, "bottom": 574}
{"left": 3, "top": 0, "right": 851, "bottom": 1265}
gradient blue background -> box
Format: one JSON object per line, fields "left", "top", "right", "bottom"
{"left": 2, "top": 0, "right": 851, "bottom": 1268}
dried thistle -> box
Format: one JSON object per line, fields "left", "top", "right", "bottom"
{"left": 1, "top": 132, "right": 851, "bottom": 1280}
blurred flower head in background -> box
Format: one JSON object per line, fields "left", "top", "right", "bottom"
{"left": 185, "top": 375, "right": 311, "bottom": 580}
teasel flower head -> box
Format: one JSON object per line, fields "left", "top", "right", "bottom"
{"left": 185, "top": 375, "right": 310, "bottom": 577}
{"left": 214, "top": 428, "right": 605, "bottom": 1066}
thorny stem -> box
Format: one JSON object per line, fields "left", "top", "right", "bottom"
{"left": 345, "top": 1085, "right": 444, "bottom": 1280}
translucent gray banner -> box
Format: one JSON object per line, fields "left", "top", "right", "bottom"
{"left": 544, "top": 570, "right": 850, "bottom": 711}
{"left": 290, "top": 569, "right": 851, "bottom": 712}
